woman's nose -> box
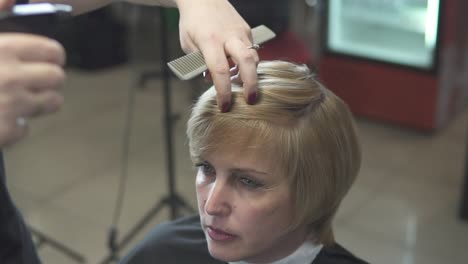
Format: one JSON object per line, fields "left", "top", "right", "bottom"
{"left": 204, "top": 181, "right": 231, "bottom": 216}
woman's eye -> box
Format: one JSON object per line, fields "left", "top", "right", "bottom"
{"left": 196, "top": 162, "right": 215, "bottom": 176}
{"left": 239, "top": 176, "right": 261, "bottom": 189}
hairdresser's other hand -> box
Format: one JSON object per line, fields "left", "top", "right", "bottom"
{"left": 176, "top": 0, "right": 259, "bottom": 112}
{"left": 0, "top": 0, "right": 14, "bottom": 10}
{"left": 0, "top": 34, "right": 65, "bottom": 146}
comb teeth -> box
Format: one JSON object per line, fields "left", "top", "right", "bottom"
{"left": 168, "top": 25, "right": 276, "bottom": 80}
{"left": 167, "top": 52, "right": 207, "bottom": 80}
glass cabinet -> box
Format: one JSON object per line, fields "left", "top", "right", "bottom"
{"left": 326, "top": 0, "right": 441, "bottom": 69}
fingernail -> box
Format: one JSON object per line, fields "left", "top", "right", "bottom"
{"left": 221, "top": 102, "right": 231, "bottom": 113}
{"left": 248, "top": 92, "right": 257, "bottom": 105}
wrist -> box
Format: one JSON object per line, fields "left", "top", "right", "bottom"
{"left": 175, "top": 0, "right": 216, "bottom": 12}
{"left": 174, "top": 0, "right": 190, "bottom": 10}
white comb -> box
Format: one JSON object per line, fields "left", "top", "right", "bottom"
{"left": 167, "top": 25, "right": 276, "bottom": 80}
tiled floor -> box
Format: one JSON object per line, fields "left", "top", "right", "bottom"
{"left": 4, "top": 63, "right": 468, "bottom": 264}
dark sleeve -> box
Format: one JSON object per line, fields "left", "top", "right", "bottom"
{"left": 0, "top": 152, "right": 41, "bottom": 264}
{"left": 314, "top": 243, "right": 369, "bottom": 264}
{"left": 0, "top": 4, "right": 41, "bottom": 263}
{"left": 121, "top": 215, "right": 223, "bottom": 264}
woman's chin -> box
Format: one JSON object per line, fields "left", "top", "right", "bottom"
{"left": 207, "top": 245, "right": 242, "bottom": 262}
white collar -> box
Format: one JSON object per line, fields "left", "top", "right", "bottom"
{"left": 229, "top": 240, "right": 323, "bottom": 264}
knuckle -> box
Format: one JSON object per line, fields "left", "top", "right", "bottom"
{"left": 47, "top": 66, "right": 66, "bottom": 87}
{"left": 204, "top": 32, "right": 221, "bottom": 43}
{"left": 43, "top": 41, "right": 65, "bottom": 64}
{"left": 196, "top": 31, "right": 219, "bottom": 45}
{"left": 211, "top": 65, "right": 230, "bottom": 76}
{"left": 0, "top": 76, "right": 21, "bottom": 92}
{"left": 240, "top": 51, "right": 257, "bottom": 63}
{"left": 0, "top": 64, "right": 22, "bottom": 91}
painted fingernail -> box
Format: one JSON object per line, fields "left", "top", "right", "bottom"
{"left": 248, "top": 92, "right": 257, "bottom": 105}
{"left": 221, "top": 102, "right": 231, "bottom": 113}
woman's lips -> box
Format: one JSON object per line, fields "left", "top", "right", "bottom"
{"left": 206, "top": 226, "right": 236, "bottom": 242}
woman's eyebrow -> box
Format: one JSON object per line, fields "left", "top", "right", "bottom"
{"left": 229, "top": 168, "right": 268, "bottom": 175}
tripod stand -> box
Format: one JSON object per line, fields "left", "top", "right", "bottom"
{"left": 99, "top": 7, "right": 194, "bottom": 264}
{"left": 30, "top": 226, "right": 86, "bottom": 263}
{"left": 0, "top": 150, "right": 85, "bottom": 263}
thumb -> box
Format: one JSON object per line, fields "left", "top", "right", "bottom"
{"left": 0, "top": 0, "right": 15, "bottom": 11}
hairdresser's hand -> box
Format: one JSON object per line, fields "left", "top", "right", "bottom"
{"left": 0, "top": 0, "right": 13, "bottom": 10}
{"left": 176, "top": 0, "right": 259, "bottom": 112}
{"left": 0, "top": 34, "right": 65, "bottom": 147}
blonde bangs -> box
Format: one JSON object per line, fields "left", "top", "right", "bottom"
{"left": 188, "top": 109, "right": 283, "bottom": 166}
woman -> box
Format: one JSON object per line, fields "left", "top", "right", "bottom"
{"left": 122, "top": 61, "right": 367, "bottom": 264}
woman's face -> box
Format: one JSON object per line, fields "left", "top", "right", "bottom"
{"left": 195, "top": 146, "right": 307, "bottom": 263}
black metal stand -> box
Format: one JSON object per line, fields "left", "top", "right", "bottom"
{"left": 99, "top": 8, "right": 194, "bottom": 264}
{"left": 460, "top": 126, "right": 468, "bottom": 221}
{"left": 31, "top": 226, "right": 86, "bottom": 263}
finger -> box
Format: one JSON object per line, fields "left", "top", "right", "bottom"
{"left": 18, "top": 63, "right": 66, "bottom": 93}
{"left": 225, "top": 38, "right": 259, "bottom": 105}
{"left": 0, "top": 90, "right": 62, "bottom": 146}
{"left": 16, "top": 90, "right": 64, "bottom": 118}
{"left": 0, "top": 34, "right": 65, "bottom": 65}
{"left": 0, "top": 117, "right": 29, "bottom": 147}
{"left": 199, "top": 43, "right": 232, "bottom": 112}
{"left": 203, "top": 65, "right": 238, "bottom": 83}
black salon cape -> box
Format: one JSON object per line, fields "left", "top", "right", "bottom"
{"left": 0, "top": 152, "right": 41, "bottom": 264}
{"left": 122, "top": 215, "right": 369, "bottom": 264}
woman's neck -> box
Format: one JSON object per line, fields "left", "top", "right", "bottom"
{"left": 242, "top": 227, "right": 312, "bottom": 263}
{"left": 229, "top": 240, "right": 323, "bottom": 264}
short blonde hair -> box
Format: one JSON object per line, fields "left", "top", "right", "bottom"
{"left": 187, "top": 61, "right": 361, "bottom": 245}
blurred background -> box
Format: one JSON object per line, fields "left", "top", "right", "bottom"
{"left": 5, "top": 0, "right": 468, "bottom": 263}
